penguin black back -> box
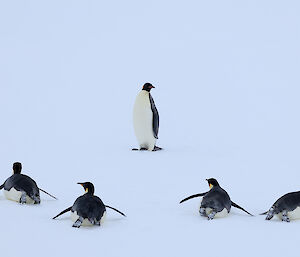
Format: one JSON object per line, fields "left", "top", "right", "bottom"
{"left": 273, "top": 191, "right": 300, "bottom": 213}
{"left": 201, "top": 178, "right": 231, "bottom": 213}
{"left": 72, "top": 182, "right": 105, "bottom": 221}
{"left": 4, "top": 174, "right": 39, "bottom": 198}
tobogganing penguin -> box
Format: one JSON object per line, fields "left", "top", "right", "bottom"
{"left": 53, "top": 182, "right": 126, "bottom": 228}
{"left": 0, "top": 162, "right": 57, "bottom": 204}
{"left": 261, "top": 191, "right": 300, "bottom": 222}
{"left": 180, "top": 178, "right": 253, "bottom": 220}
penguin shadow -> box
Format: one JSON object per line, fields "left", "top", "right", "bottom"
{"left": 40, "top": 198, "right": 58, "bottom": 203}
{"left": 52, "top": 217, "right": 125, "bottom": 230}
{"left": 0, "top": 198, "right": 41, "bottom": 208}
{"left": 131, "top": 147, "right": 164, "bottom": 153}
{"left": 0, "top": 197, "right": 56, "bottom": 203}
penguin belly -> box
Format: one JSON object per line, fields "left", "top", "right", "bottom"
{"left": 133, "top": 91, "right": 156, "bottom": 151}
{"left": 277, "top": 207, "right": 300, "bottom": 220}
{"left": 205, "top": 207, "right": 229, "bottom": 218}
{"left": 3, "top": 188, "right": 34, "bottom": 204}
{"left": 71, "top": 211, "right": 106, "bottom": 226}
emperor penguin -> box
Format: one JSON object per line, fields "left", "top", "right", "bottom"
{"left": 261, "top": 191, "right": 300, "bottom": 222}
{"left": 53, "top": 182, "right": 126, "bottom": 228}
{"left": 0, "top": 162, "right": 57, "bottom": 204}
{"left": 132, "top": 83, "right": 162, "bottom": 151}
{"left": 180, "top": 178, "right": 253, "bottom": 220}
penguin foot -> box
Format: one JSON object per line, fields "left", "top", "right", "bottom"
{"left": 265, "top": 207, "right": 275, "bottom": 220}
{"left": 88, "top": 218, "right": 100, "bottom": 226}
{"left": 131, "top": 147, "right": 148, "bottom": 151}
{"left": 207, "top": 211, "right": 216, "bottom": 220}
{"left": 72, "top": 217, "right": 84, "bottom": 228}
{"left": 33, "top": 195, "right": 41, "bottom": 204}
{"left": 199, "top": 207, "right": 207, "bottom": 217}
{"left": 281, "top": 210, "right": 290, "bottom": 222}
{"left": 19, "top": 192, "right": 27, "bottom": 204}
{"left": 152, "top": 146, "right": 163, "bottom": 151}
{"left": 265, "top": 215, "right": 273, "bottom": 220}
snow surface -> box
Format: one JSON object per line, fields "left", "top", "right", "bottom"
{"left": 1, "top": 0, "right": 300, "bottom": 256}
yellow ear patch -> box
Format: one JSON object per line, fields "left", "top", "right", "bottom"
{"left": 85, "top": 188, "right": 88, "bottom": 193}
{"left": 209, "top": 184, "right": 213, "bottom": 189}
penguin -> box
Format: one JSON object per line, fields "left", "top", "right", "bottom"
{"left": 261, "top": 191, "right": 300, "bottom": 222}
{"left": 0, "top": 162, "right": 57, "bottom": 204}
{"left": 180, "top": 178, "right": 253, "bottom": 220}
{"left": 53, "top": 182, "right": 126, "bottom": 228}
{"left": 132, "top": 83, "right": 162, "bottom": 151}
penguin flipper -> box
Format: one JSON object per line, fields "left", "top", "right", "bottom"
{"left": 0, "top": 183, "right": 4, "bottom": 190}
{"left": 105, "top": 205, "right": 126, "bottom": 217}
{"left": 259, "top": 211, "right": 268, "bottom": 215}
{"left": 53, "top": 207, "right": 72, "bottom": 219}
{"left": 231, "top": 201, "right": 253, "bottom": 216}
{"left": 179, "top": 193, "right": 207, "bottom": 204}
{"left": 149, "top": 94, "right": 159, "bottom": 139}
{"left": 39, "top": 188, "right": 58, "bottom": 200}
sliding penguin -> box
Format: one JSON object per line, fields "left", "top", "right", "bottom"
{"left": 53, "top": 182, "right": 126, "bottom": 228}
{"left": 0, "top": 162, "right": 57, "bottom": 204}
{"left": 180, "top": 178, "right": 253, "bottom": 220}
{"left": 261, "top": 191, "right": 300, "bottom": 222}
{"left": 132, "top": 83, "right": 162, "bottom": 151}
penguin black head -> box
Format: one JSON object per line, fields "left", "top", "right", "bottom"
{"left": 142, "top": 83, "right": 155, "bottom": 92}
{"left": 13, "top": 162, "right": 22, "bottom": 174}
{"left": 77, "top": 182, "right": 95, "bottom": 195}
{"left": 206, "top": 178, "right": 219, "bottom": 189}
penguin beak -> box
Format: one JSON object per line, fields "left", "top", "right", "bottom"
{"left": 77, "top": 182, "right": 84, "bottom": 188}
{"left": 77, "top": 183, "right": 88, "bottom": 193}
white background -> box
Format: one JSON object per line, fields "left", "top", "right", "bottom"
{"left": 0, "top": 0, "right": 299, "bottom": 256}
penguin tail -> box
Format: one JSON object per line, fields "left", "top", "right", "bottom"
{"left": 0, "top": 184, "right": 4, "bottom": 190}
{"left": 39, "top": 188, "right": 58, "bottom": 200}
{"left": 105, "top": 205, "right": 126, "bottom": 217}
{"left": 179, "top": 192, "right": 207, "bottom": 204}
{"left": 259, "top": 211, "right": 268, "bottom": 215}
{"left": 53, "top": 207, "right": 72, "bottom": 219}
{"left": 231, "top": 201, "right": 254, "bottom": 216}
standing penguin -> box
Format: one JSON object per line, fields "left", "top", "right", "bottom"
{"left": 0, "top": 162, "right": 57, "bottom": 204}
{"left": 53, "top": 182, "right": 126, "bottom": 228}
{"left": 132, "top": 83, "right": 162, "bottom": 151}
{"left": 180, "top": 178, "right": 253, "bottom": 220}
{"left": 261, "top": 191, "right": 300, "bottom": 222}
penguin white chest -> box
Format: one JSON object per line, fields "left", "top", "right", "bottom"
{"left": 70, "top": 211, "right": 106, "bottom": 226}
{"left": 133, "top": 91, "right": 156, "bottom": 151}
{"left": 205, "top": 207, "right": 229, "bottom": 218}
{"left": 3, "top": 188, "right": 34, "bottom": 204}
{"left": 277, "top": 207, "right": 300, "bottom": 220}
